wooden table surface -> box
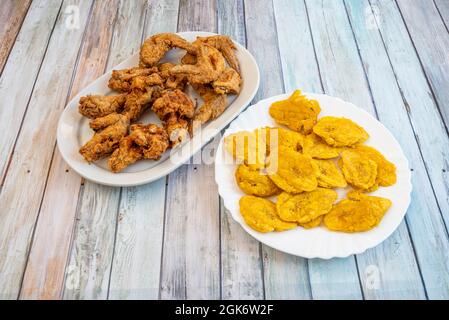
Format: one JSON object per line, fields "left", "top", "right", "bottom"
{"left": 0, "top": 0, "right": 448, "bottom": 300}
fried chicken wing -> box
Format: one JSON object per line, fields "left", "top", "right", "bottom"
{"left": 140, "top": 33, "right": 196, "bottom": 67}
{"left": 183, "top": 35, "right": 240, "bottom": 73}
{"left": 108, "top": 123, "right": 169, "bottom": 172}
{"left": 123, "top": 85, "right": 163, "bottom": 121}
{"left": 108, "top": 67, "right": 159, "bottom": 92}
{"left": 78, "top": 94, "right": 126, "bottom": 119}
{"left": 151, "top": 89, "right": 195, "bottom": 146}
{"left": 108, "top": 135, "right": 143, "bottom": 173}
{"left": 170, "top": 44, "right": 226, "bottom": 84}
{"left": 79, "top": 113, "right": 129, "bottom": 163}
{"left": 190, "top": 84, "right": 227, "bottom": 134}
{"left": 212, "top": 67, "right": 242, "bottom": 94}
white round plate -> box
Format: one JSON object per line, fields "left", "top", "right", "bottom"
{"left": 57, "top": 32, "right": 260, "bottom": 186}
{"left": 215, "top": 92, "right": 412, "bottom": 259}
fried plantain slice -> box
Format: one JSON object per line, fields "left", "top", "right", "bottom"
{"left": 324, "top": 193, "right": 392, "bottom": 232}
{"left": 302, "top": 133, "right": 341, "bottom": 159}
{"left": 299, "top": 216, "right": 323, "bottom": 229}
{"left": 239, "top": 196, "right": 297, "bottom": 233}
{"left": 353, "top": 145, "right": 396, "bottom": 187}
{"left": 224, "top": 131, "right": 267, "bottom": 169}
{"left": 235, "top": 164, "right": 281, "bottom": 197}
{"left": 339, "top": 149, "right": 378, "bottom": 190}
{"left": 267, "top": 147, "right": 319, "bottom": 193}
{"left": 313, "top": 116, "right": 369, "bottom": 147}
{"left": 313, "top": 159, "right": 347, "bottom": 188}
{"left": 269, "top": 90, "right": 321, "bottom": 134}
{"left": 276, "top": 188, "right": 338, "bottom": 223}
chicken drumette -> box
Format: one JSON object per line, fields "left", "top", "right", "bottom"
{"left": 108, "top": 123, "right": 169, "bottom": 172}
{"left": 151, "top": 89, "right": 195, "bottom": 146}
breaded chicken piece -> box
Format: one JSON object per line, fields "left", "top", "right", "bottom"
{"left": 190, "top": 84, "right": 227, "bottom": 134}
{"left": 182, "top": 35, "right": 240, "bottom": 73}
{"left": 140, "top": 33, "right": 196, "bottom": 67}
{"left": 152, "top": 89, "right": 195, "bottom": 146}
{"left": 79, "top": 113, "right": 129, "bottom": 163}
{"left": 157, "top": 63, "right": 188, "bottom": 91}
{"left": 78, "top": 94, "right": 126, "bottom": 119}
{"left": 196, "top": 35, "right": 240, "bottom": 73}
{"left": 108, "top": 67, "right": 159, "bottom": 92}
{"left": 170, "top": 44, "right": 226, "bottom": 84}
{"left": 212, "top": 67, "right": 242, "bottom": 94}
{"left": 123, "top": 85, "right": 163, "bottom": 121}
{"left": 108, "top": 124, "right": 169, "bottom": 172}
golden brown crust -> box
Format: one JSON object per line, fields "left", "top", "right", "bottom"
{"left": 78, "top": 94, "right": 126, "bottom": 119}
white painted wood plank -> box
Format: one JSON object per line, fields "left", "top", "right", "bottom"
{"left": 397, "top": 0, "right": 449, "bottom": 128}
{"left": 435, "top": 0, "right": 449, "bottom": 30}
{"left": 63, "top": 183, "right": 120, "bottom": 300}
{"left": 0, "top": 0, "right": 92, "bottom": 300}
{"left": 245, "top": 0, "right": 312, "bottom": 300}
{"left": 0, "top": 0, "right": 31, "bottom": 74}
{"left": 217, "top": 0, "right": 265, "bottom": 300}
{"left": 368, "top": 0, "right": 449, "bottom": 299}
{"left": 108, "top": 0, "right": 178, "bottom": 300}
{"left": 20, "top": 0, "right": 120, "bottom": 300}
{"left": 275, "top": 0, "right": 361, "bottom": 300}
{"left": 0, "top": 0, "right": 62, "bottom": 183}
{"left": 63, "top": 0, "right": 148, "bottom": 300}
{"left": 160, "top": 0, "right": 220, "bottom": 299}
{"left": 108, "top": 180, "right": 167, "bottom": 299}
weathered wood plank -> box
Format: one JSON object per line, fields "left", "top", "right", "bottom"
{"left": 0, "top": 0, "right": 62, "bottom": 184}
{"left": 434, "top": 0, "right": 449, "bottom": 32}
{"left": 369, "top": 0, "right": 449, "bottom": 300}
{"left": 344, "top": 0, "right": 427, "bottom": 300}
{"left": 397, "top": 0, "right": 449, "bottom": 129}
{"left": 217, "top": 0, "right": 265, "bottom": 300}
{"left": 0, "top": 0, "right": 31, "bottom": 74}
{"left": 244, "top": 0, "right": 312, "bottom": 300}
{"left": 108, "top": 0, "right": 178, "bottom": 300}
{"left": 20, "top": 0, "right": 120, "bottom": 300}
{"left": 63, "top": 183, "right": 120, "bottom": 300}
{"left": 0, "top": 0, "right": 92, "bottom": 300}
{"left": 160, "top": 0, "right": 220, "bottom": 299}
{"left": 63, "top": 0, "right": 148, "bottom": 300}
{"left": 307, "top": 0, "right": 438, "bottom": 299}
{"left": 275, "top": 0, "right": 361, "bottom": 300}
{"left": 108, "top": 180, "right": 167, "bottom": 299}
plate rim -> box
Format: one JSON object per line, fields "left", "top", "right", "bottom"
{"left": 215, "top": 91, "right": 412, "bottom": 259}
{"left": 57, "top": 31, "right": 260, "bottom": 187}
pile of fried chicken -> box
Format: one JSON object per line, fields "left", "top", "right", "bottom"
{"left": 78, "top": 33, "right": 242, "bottom": 172}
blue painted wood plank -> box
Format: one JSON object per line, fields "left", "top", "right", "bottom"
{"left": 274, "top": 0, "right": 362, "bottom": 300}
{"left": 397, "top": 0, "right": 449, "bottom": 129}
{"left": 434, "top": 0, "right": 449, "bottom": 29}
{"left": 304, "top": 0, "right": 427, "bottom": 299}
{"left": 245, "top": 0, "right": 311, "bottom": 300}
{"left": 366, "top": 0, "right": 449, "bottom": 300}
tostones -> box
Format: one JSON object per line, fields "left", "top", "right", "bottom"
{"left": 313, "top": 116, "right": 369, "bottom": 147}
{"left": 235, "top": 164, "right": 281, "bottom": 197}
{"left": 239, "top": 196, "right": 297, "bottom": 233}
{"left": 269, "top": 90, "right": 321, "bottom": 134}
{"left": 302, "top": 133, "right": 341, "bottom": 159}
{"left": 299, "top": 216, "right": 323, "bottom": 229}
{"left": 324, "top": 193, "right": 392, "bottom": 232}
{"left": 267, "top": 147, "right": 319, "bottom": 193}
{"left": 313, "top": 159, "right": 347, "bottom": 188}
{"left": 353, "top": 145, "right": 396, "bottom": 186}
{"left": 339, "top": 149, "right": 378, "bottom": 190}
{"left": 224, "top": 130, "right": 267, "bottom": 169}
{"left": 276, "top": 188, "right": 338, "bottom": 223}
{"left": 263, "top": 127, "right": 304, "bottom": 152}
